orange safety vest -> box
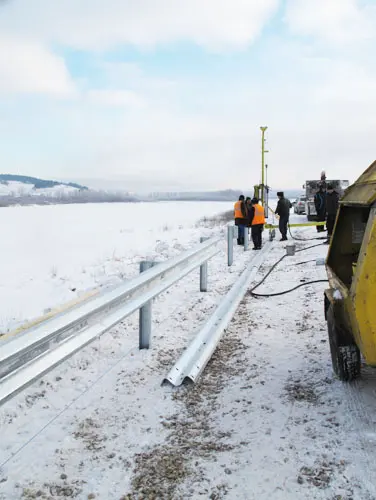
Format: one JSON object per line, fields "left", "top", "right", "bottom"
{"left": 234, "top": 200, "right": 245, "bottom": 219}
{"left": 252, "top": 204, "right": 266, "bottom": 225}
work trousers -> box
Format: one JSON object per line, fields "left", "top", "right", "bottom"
{"left": 279, "top": 216, "right": 289, "bottom": 239}
{"left": 237, "top": 224, "right": 246, "bottom": 245}
{"left": 251, "top": 224, "right": 263, "bottom": 249}
{"left": 326, "top": 214, "right": 336, "bottom": 237}
{"left": 316, "top": 211, "right": 326, "bottom": 232}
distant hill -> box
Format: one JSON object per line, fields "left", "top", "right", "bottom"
{"left": 0, "top": 174, "right": 140, "bottom": 207}
{"left": 0, "top": 175, "right": 304, "bottom": 207}
{"left": 0, "top": 174, "right": 88, "bottom": 191}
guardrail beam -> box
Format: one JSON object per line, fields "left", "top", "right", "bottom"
{"left": 0, "top": 237, "right": 222, "bottom": 406}
{"left": 164, "top": 242, "right": 272, "bottom": 386}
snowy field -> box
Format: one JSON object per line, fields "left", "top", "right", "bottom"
{"left": 1, "top": 207, "right": 376, "bottom": 499}
{"left": 0, "top": 201, "right": 232, "bottom": 333}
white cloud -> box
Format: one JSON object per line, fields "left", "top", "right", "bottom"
{"left": 0, "top": 37, "right": 76, "bottom": 96}
{"left": 87, "top": 89, "right": 145, "bottom": 108}
{"left": 312, "top": 61, "right": 376, "bottom": 105}
{"left": 0, "top": 0, "right": 279, "bottom": 51}
{"left": 285, "top": 0, "right": 376, "bottom": 44}
{"left": 1, "top": 44, "right": 376, "bottom": 190}
{"left": 0, "top": 1, "right": 375, "bottom": 190}
{"left": 100, "top": 62, "right": 177, "bottom": 92}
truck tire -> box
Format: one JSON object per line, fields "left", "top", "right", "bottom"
{"left": 326, "top": 305, "right": 361, "bottom": 381}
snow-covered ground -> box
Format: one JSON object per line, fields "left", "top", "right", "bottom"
{"left": 0, "top": 201, "right": 231, "bottom": 333}
{"left": 1, "top": 208, "right": 376, "bottom": 500}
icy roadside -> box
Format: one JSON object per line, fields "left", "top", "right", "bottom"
{"left": 1, "top": 227, "right": 376, "bottom": 500}
{"left": 0, "top": 210, "right": 250, "bottom": 499}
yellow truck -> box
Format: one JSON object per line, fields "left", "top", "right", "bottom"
{"left": 324, "top": 160, "right": 376, "bottom": 380}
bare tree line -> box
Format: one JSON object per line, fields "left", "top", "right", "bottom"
{"left": 0, "top": 188, "right": 242, "bottom": 207}
{"left": 0, "top": 190, "right": 139, "bottom": 207}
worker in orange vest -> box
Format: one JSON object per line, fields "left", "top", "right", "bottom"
{"left": 234, "top": 195, "right": 248, "bottom": 245}
{"left": 249, "top": 197, "right": 265, "bottom": 250}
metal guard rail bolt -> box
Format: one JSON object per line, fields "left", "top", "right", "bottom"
{"left": 0, "top": 236, "right": 221, "bottom": 406}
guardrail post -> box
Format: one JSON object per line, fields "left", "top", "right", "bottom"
{"left": 139, "top": 261, "right": 153, "bottom": 349}
{"left": 227, "top": 226, "right": 234, "bottom": 266}
{"left": 200, "top": 237, "right": 208, "bottom": 292}
{"left": 244, "top": 227, "right": 249, "bottom": 251}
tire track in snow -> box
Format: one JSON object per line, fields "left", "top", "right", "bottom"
{"left": 341, "top": 374, "right": 376, "bottom": 499}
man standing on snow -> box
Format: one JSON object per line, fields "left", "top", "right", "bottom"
{"left": 325, "top": 184, "right": 339, "bottom": 244}
{"left": 314, "top": 184, "right": 326, "bottom": 233}
{"left": 275, "top": 191, "right": 292, "bottom": 241}
{"left": 248, "top": 198, "right": 265, "bottom": 250}
{"left": 234, "top": 194, "right": 248, "bottom": 246}
{"left": 245, "top": 196, "right": 252, "bottom": 215}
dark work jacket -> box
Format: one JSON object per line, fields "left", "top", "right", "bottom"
{"left": 275, "top": 197, "right": 292, "bottom": 218}
{"left": 326, "top": 191, "right": 339, "bottom": 216}
{"left": 247, "top": 206, "right": 255, "bottom": 226}
{"left": 314, "top": 191, "right": 326, "bottom": 215}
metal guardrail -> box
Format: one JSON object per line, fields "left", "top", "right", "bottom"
{"left": 164, "top": 242, "right": 271, "bottom": 386}
{"left": 0, "top": 236, "right": 223, "bottom": 406}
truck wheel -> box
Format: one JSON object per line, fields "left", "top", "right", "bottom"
{"left": 326, "top": 305, "right": 361, "bottom": 381}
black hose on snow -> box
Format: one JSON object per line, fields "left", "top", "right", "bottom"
{"left": 250, "top": 279, "right": 328, "bottom": 297}
{"left": 288, "top": 223, "right": 327, "bottom": 242}
{"left": 249, "top": 242, "right": 327, "bottom": 298}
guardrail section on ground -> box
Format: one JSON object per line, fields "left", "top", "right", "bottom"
{"left": 164, "top": 242, "right": 271, "bottom": 386}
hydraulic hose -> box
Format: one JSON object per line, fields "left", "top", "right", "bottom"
{"left": 288, "top": 223, "right": 327, "bottom": 242}
{"left": 249, "top": 242, "right": 327, "bottom": 297}
{"left": 250, "top": 279, "right": 328, "bottom": 297}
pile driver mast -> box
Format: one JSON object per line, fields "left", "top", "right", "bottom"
{"left": 254, "top": 126, "right": 270, "bottom": 217}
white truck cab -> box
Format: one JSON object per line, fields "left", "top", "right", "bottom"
{"left": 303, "top": 179, "right": 349, "bottom": 221}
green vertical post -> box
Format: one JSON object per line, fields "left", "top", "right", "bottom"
{"left": 260, "top": 126, "right": 268, "bottom": 207}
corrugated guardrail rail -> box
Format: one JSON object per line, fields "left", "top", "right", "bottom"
{"left": 0, "top": 224, "right": 276, "bottom": 406}
{"left": 0, "top": 236, "right": 222, "bottom": 406}
{"left": 164, "top": 242, "right": 271, "bottom": 386}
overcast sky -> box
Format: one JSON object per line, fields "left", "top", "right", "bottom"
{"left": 0, "top": 0, "right": 375, "bottom": 191}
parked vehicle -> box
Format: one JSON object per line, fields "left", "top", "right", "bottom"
{"left": 294, "top": 196, "right": 306, "bottom": 214}
{"left": 303, "top": 177, "right": 349, "bottom": 221}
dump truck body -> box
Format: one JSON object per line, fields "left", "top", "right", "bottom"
{"left": 324, "top": 160, "right": 376, "bottom": 379}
